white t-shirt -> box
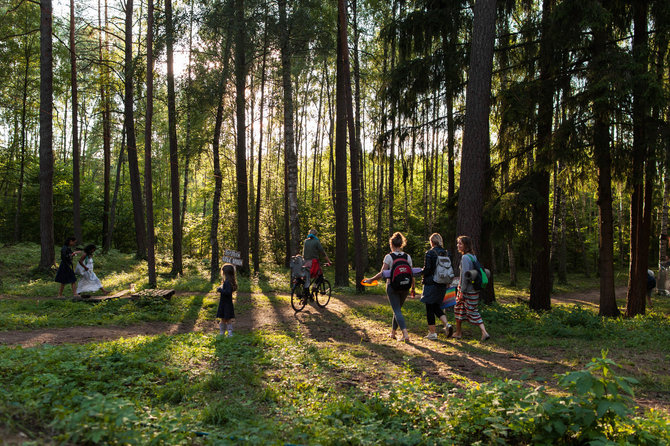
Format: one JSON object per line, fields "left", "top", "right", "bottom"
{"left": 383, "top": 251, "right": 413, "bottom": 270}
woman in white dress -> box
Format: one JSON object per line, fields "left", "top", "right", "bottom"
{"left": 75, "top": 244, "right": 107, "bottom": 294}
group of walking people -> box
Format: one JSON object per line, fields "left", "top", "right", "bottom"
{"left": 363, "top": 232, "right": 490, "bottom": 343}
{"left": 54, "top": 237, "right": 107, "bottom": 297}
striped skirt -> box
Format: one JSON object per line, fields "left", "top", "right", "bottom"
{"left": 454, "top": 289, "right": 483, "bottom": 325}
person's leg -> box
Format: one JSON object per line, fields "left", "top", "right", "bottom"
{"left": 72, "top": 283, "right": 78, "bottom": 296}
{"left": 219, "top": 319, "right": 226, "bottom": 335}
{"left": 646, "top": 290, "right": 653, "bottom": 308}
{"left": 426, "top": 304, "right": 437, "bottom": 336}
{"left": 387, "top": 286, "right": 409, "bottom": 341}
{"left": 58, "top": 283, "right": 65, "bottom": 297}
{"left": 479, "top": 323, "right": 490, "bottom": 341}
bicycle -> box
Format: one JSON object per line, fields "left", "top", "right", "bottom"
{"left": 290, "top": 265, "right": 332, "bottom": 312}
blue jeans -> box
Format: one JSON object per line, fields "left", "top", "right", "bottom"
{"left": 386, "top": 284, "right": 409, "bottom": 331}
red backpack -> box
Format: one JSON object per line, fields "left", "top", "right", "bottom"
{"left": 389, "top": 252, "right": 412, "bottom": 291}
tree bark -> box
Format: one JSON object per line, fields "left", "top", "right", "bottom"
{"left": 334, "top": 13, "right": 349, "bottom": 286}
{"left": 591, "top": 17, "right": 618, "bottom": 317}
{"left": 529, "top": 0, "right": 553, "bottom": 312}
{"left": 70, "top": 0, "right": 82, "bottom": 243}
{"left": 455, "top": 0, "right": 496, "bottom": 263}
{"left": 278, "top": 0, "right": 301, "bottom": 262}
{"left": 123, "top": 0, "right": 147, "bottom": 259}
{"left": 100, "top": 0, "right": 111, "bottom": 252}
{"left": 339, "top": 0, "right": 363, "bottom": 291}
{"left": 14, "top": 41, "right": 30, "bottom": 242}
{"left": 144, "top": 0, "right": 156, "bottom": 287}
{"left": 166, "top": 0, "right": 182, "bottom": 274}
{"left": 626, "top": 0, "right": 650, "bottom": 317}
{"left": 210, "top": 37, "right": 232, "bottom": 283}
{"left": 235, "top": 0, "right": 250, "bottom": 273}
{"left": 253, "top": 17, "right": 268, "bottom": 273}
{"left": 39, "top": 0, "right": 55, "bottom": 270}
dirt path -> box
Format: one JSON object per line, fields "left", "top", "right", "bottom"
{"left": 0, "top": 288, "right": 667, "bottom": 413}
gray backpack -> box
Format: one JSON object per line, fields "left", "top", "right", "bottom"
{"left": 433, "top": 254, "right": 454, "bottom": 284}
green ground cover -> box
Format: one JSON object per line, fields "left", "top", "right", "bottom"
{"left": 1, "top": 243, "right": 669, "bottom": 444}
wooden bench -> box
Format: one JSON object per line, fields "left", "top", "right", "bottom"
{"left": 72, "top": 290, "right": 129, "bottom": 303}
{"left": 130, "top": 289, "right": 175, "bottom": 301}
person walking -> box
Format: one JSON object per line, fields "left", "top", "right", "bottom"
{"left": 420, "top": 233, "right": 454, "bottom": 340}
{"left": 217, "top": 263, "right": 238, "bottom": 337}
{"left": 55, "top": 236, "right": 80, "bottom": 297}
{"left": 452, "top": 235, "right": 490, "bottom": 341}
{"left": 75, "top": 244, "right": 108, "bottom": 294}
{"left": 363, "top": 232, "right": 415, "bottom": 343}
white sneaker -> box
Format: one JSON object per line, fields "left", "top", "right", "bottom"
{"left": 425, "top": 332, "right": 438, "bottom": 340}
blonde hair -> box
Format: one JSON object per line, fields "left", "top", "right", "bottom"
{"left": 389, "top": 232, "right": 407, "bottom": 249}
{"left": 221, "top": 263, "right": 238, "bottom": 291}
{"left": 429, "top": 233, "right": 443, "bottom": 247}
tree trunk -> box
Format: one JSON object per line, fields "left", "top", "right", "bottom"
{"left": 353, "top": 0, "right": 368, "bottom": 272}
{"left": 626, "top": 0, "right": 650, "bottom": 317}
{"left": 166, "top": 0, "right": 182, "bottom": 274}
{"left": 278, "top": 0, "right": 300, "bottom": 262}
{"left": 14, "top": 43, "right": 30, "bottom": 242}
{"left": 108, "top": 124, "right": 126, "bottom": 251}
{"left": 339, "top": 0, "right": 363, "bottom": 291}
{"left": 70, "top": 0, "right": 82, "bottom": 243}
{"left": 235, "top": 0, "right": 250, "bottom": 273}
{"left": 591, "top": 18, "right": 618, "bottom": 317}
{"left": 39, "top": 0, "right": 55, "bottom": 270}
{"left": 144, "top": 0, "right": 156, "bottom": 287}
{"left": 253, "top": 18, "right": 268, "bottom": 273}
{"left": 334, "top": 14, "right": 349, "bottom": 286}
{"left": 507, "top": 242, "right": 517, "bottom": 286}
{"left": 455, "top": 0, "right": 496, "bottom": 263}
{"left": 529, "top": 0, "right": 553, "bottom": 312}
{"left": 211, "top": 37, "right": 232, "bottom": 283}
{"left": 123, "top": 0, "right": 147, "bottom": 259}
{"left": 100, "top": 0, "right": 111, "bottom": 252}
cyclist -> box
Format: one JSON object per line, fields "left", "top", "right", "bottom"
{"left": 301, "top": 229, "right": 331, "bottom": 294}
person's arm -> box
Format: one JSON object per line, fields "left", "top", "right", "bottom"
{"left": 364, "top": 262, "right": 389, "bottom": 283}
{"left": 318, "top": 241, "right": 331, "bottom": 265}
{"left": 78, "top": 253, "right": 89, "bottom": 271}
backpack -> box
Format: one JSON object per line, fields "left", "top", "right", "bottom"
{"left": 466, "top": 254, "right": 488, "bottom": 291}
{"left": 647, "top": 271, "right": 656, "bottom": 290}
{"left": 433, "top": 251, "right": 454, "bottom": 285}
{"left": 389, "top": 252, "right": 413, "bottom": 291}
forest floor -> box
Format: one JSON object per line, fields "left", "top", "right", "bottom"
{"left": 1, "top": 285, "right": 668, "bottom": 414}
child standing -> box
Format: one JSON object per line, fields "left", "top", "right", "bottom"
{"left": 216, "top": 263, "right": 237, "bottom": 337}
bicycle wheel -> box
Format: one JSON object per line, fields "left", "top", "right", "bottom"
{"left": 291, "top": 283, "right": 307, "bottom": 312}
{"left": 315, "top": 278, "right": 331, "bottom": 307}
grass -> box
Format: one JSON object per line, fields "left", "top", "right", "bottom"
{"left": 0, "top": 242, "right": 669, "bottom": 444}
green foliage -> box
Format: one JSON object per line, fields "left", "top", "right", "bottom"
{"left": 1, "top": 331, "right": 667, "bottom": 445}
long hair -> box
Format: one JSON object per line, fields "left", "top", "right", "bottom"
{"left": 221, "top": 263, "right": 238, "bottom": 291}
{"left": 84, "top": 244, "right": 97, "bottom": 255}
{"left": 389, "top": 232, "right": 407, "bottom": 249}
{"left": 64, "top": 236, "right": 76, "bottom": 246}
{"left": 457, "top": 235, "right": 474, "bottom": 254}
{"left": 429, "top": 233, "right": 443, "bottom": 248}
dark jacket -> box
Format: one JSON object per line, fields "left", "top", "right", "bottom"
{"left": 422, "top": 245, "right": 448, "bottom": 286}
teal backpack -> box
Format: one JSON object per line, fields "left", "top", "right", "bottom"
{"left": 466, "top": 254, "right": 488, "bottom": 291}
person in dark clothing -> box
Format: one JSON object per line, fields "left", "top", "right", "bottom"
{"left": 420, "top": 233, "right": 454, "bottom": 340}
{"left": 217, "top": 263, "right": 238, "bottom": 337}
{"left": 55, "top": 236, "right": 81, "bottom": 297}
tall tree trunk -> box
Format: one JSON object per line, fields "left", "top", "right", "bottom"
{"left": 210, "top": 37, "right": 232, "bottom": 283}
{"left": 123, "top": 0, "right": 147, "bottom": 259}
{"left": 455, "top": 0, "right": 496, "bottom": 263}
{"left": 100, "top": 0, "right": 111, "bottom": 252}
{"left": 339, "top": 0, "right": 362, "bottom": 291}
{"left": 39, "top": 0, "right": 55, "bottom": 270}
{"left": 592, "top": 17, "right": 618, "bottom": 317}
{"left": 278, "top": 0, "right": 300, "bottom": 262}
{"left": 334, "top": 13, "right": 349, "bottom": 286}
{"left": 388, "top": 0, "right": 397, "bottom": 235}
{"left": 144, "top": 0, "right": 156, "bottom": 287}
{"left": 529, "top": 0, "right": 553, "bottom": 312}
{"left": 166, "top": 0, "right": 182, "bottom": 274}
{"left": 235, "top": 0, "right": 250, "bottom": 272}
{"left": 14, "top": 42, "right": 30, "bottom": 242}
{"left": 70, "top": 0, "right": 82, "bottom": 243}
{"left": 353, "top": 0, "right": 368, "bottom": 272}
{"left": 627, "top": 0, "right": 650, "bottom": 317}
{"left": 253, "top": 18, "right": 268, "bottom": 273}
{"left": 107, "top": 125, "right": 125, "bottom": 251}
